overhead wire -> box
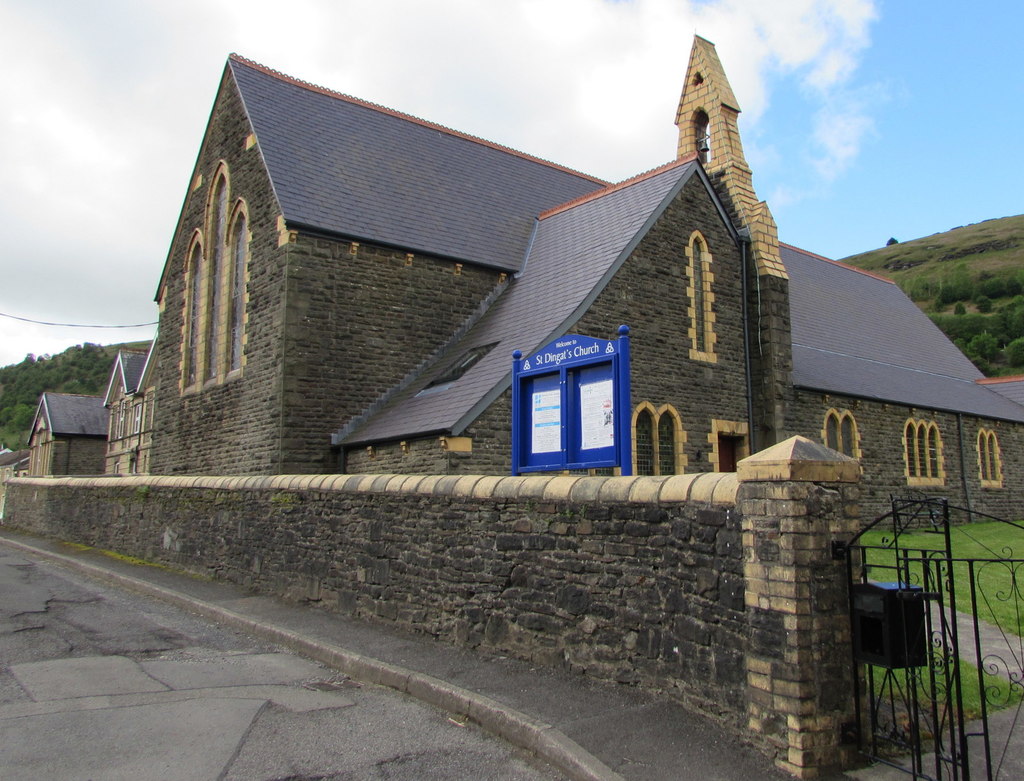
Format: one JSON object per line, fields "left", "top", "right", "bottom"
{"left": 0, "top": 311, "right": 157, "bottom": 329}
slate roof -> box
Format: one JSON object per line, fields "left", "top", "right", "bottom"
{"left": 36, "top": 393, "right": 108, "bottom": 437}
{"left": 783, "top": 245, "right": 1024, "bottom": 422}
{"left": 976, "top": 376, "right": 1024, "bottom": 407}
{"left": 229, "top": 56, "right": 607, "bottom": 273}
{"left": 339, "top": 159, "right": 707, "bottom": 445}
{"left": 104, "top": 348, "right": 150, "bottom": 405}
{"left": 0, "top": 449, "right": 29, "bottom": 468}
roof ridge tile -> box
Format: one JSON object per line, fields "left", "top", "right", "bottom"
{"left": 780, "top": 243, "right": 896, "bottom": 284}
{"left": 977, "top": 375, "right": 1024, "bottom": 385}
{"left": 539, "top": 154, "right": 697, "bottom": 220}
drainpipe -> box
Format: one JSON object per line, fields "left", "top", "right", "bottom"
{"left": 957, "top": 413, "right": 973, "bottom": 519}
{"left": 740, "top": 233, "right": 756, "bottom": 453}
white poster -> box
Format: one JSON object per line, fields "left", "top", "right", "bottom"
{"left": 579, "top": 379, "right": 614, "bottom": 451}
{"left": 531, "top": 389, "right": 562, "bottom": 454}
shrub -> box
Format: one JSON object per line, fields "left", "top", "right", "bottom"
{"left": 1006, "top": 337, "right": 1024, "bottom": 367}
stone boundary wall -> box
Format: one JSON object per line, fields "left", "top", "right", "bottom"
{"left": 4, "top": 438, "right": 861, "bottom": 778}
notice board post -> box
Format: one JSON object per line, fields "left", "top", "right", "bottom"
{"left": 511, "top": 325, "right": 632, "bottom": 475}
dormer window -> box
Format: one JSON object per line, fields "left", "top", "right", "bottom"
{"left": 417, "top": 343, "right": 497, "bottom": 396}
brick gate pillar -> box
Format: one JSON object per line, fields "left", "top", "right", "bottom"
{"left": 736, "top": 435, "right": 861, "bottom": 778}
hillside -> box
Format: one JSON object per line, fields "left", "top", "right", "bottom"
{"left": 0, "top": 342, "right": 148, "bottom": 449}
{"left": 841, "top": 214, "right": 1024, "bottom": 375}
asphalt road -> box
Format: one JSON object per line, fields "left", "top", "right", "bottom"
{"left": 0, "top": 546, "right": 562, "bottom": 780}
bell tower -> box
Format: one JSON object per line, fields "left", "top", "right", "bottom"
{"left": 676, "top": 36, "right": 786, "bottom": 279}
{"left": 677, "top": 36, "right": 791, "bottom": 448}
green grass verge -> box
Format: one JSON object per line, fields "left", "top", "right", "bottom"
{"left": 867, "top": 658, "right": 1022, "bottom": 722}
{"left": 858, "top": 520, "right": 1024, "bottom": 638}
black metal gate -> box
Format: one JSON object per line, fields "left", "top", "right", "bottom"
{"left": 843, "top": 496, "right": 1024, "bottom": 780}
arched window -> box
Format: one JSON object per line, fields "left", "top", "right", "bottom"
{"left": 693, "top": 110, "right": 711, "bottom": 165}
{"left": 228, "top": 207, "right": 248, "bottom": 372}
{"left": 205, "top": 172, "right": 229, "bottom": 379}
{"left": 184, "top": 239, "right": 203, "bottom": 388}
{"left": 181, "top": 163, "right": 247, "bottom": 390}
{"left": 686, "top": 231, "right": 716, "bottom": 363}
{"left": 903, "top": 418, "right": 945, "bottom": 485}
{"left": 635, "top": 407, "right": 654, "bottom": 476}
{"left": 633, "top": 403, "right": 686, "bottom": 476}
{"left": 658, "top": 411, "right": 677, "bottom": 477}
{"left": 822, "top": 408, "right": 860, "bottom": 458}
{"left": 977, "top": 428, "right": 1003, "bottom": 487}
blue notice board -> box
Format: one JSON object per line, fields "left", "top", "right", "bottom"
{"left": 511, "top": 326, "right": 632, "bottom": 475}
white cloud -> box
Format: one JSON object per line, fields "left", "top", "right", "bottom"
{"left": 0, "top": 0, "right": 879, "bottom": 367}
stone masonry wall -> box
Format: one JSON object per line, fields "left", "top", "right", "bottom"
{"left": 344, "top": 173, "right": 754, "bottom": 475}
{"left": 50, "top": 437, "right": 107, "bottom": 476}
{"left": 281, "top": 238, "right": 503, "bottom": 473}
{"left": 151, "top": 68, "right": 289, "bottom": 475}
{"left": 6, "top": 441, "right": 861, "bottom": 778}
{"left": 788, "top": 389, "right": 1024, "bottom": 520}
{"left": 8, "top": 472, "right": 747, "bottom": 717}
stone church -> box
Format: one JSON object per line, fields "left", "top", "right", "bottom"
{"left": 147, "top": 36, "right": 1024, "bottom": 518}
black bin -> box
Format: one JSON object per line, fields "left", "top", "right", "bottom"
{"left": 851, "top": 582, "right": 927, "bottom": 668}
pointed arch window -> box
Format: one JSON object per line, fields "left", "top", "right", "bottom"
{"left": 205, "top": 172, "right": 229, "bottom": 380}
{"left": 977, "top": 428, "right": 1003, "bottom": 488}
{"left": 903, "top": 418, "right": 945, "bottom": 486}
{"left": 180, "top": 162, "right": 248, "bottom": 391}
{"left": 822, "top": 408, "right": 860, "bottom": 458}
{"left": 228, "top": 206, "right": 248, "bottom": 372}
{"left": 184, "top": 240, "right": 203, "bottom": 388}
{"left": 686, "top": 231, "right": 716, "bottom": 363}
{"left": 633, "top": 403, "right": 685, "bottom": 476}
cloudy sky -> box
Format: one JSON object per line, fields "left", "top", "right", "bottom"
{"left": 1, "top": 0, "right": 1021, "bottom": 368}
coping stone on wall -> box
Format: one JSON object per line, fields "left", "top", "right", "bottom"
{"left": 542, "top": 476, "right": 582, "bottom": 501}
{"left": 596, "top": 478, "right": 634, "bottom": 503}
{"left": 517, "top": 477, "right": 556, "bottom": 500}
{"left": 6, "top": 471, "right": 748, "bottom": 506}
{"left": 492, "top": 476, "right": 529, "bottom": 499}
{"left": 415, "top": 475, "right": 447, "bottom": 494}
{"left": 567, "top": 477, "right": 609, "bottom": 503}
{"left": 736, "top": 435, "right": 859, "bottom": 483}
{"left": 471, "top": 475, "right": 505, "bottom": 498}
{"left": 656, "top": 474, "right": 700, "bottom": 502}
{"left": 431, "top": 475, "right": 464, "bottom": 496}
{"left": 452, "top": 475, "right": 484, "bottom": 495}
{"left": 627, "top": 476, "right": 666, "bottom": 503}
{"left": 383, "top": 474, "right": 412, "bottom": 493}
{"left": 688, "top": 473, "right": 728, "bottom": 503}
{"left": 712, "top": 473, "right": 740, "bottom": 503}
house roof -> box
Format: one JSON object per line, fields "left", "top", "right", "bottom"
{"left": 229, "top": 55, "right": 607, "bottom": 273}
{"left": 0, "top": 449, "right": 29, "bottom": 468}
{"left": 34, "top": 393, "right": 109, "bottom": 437}
{"left": 976, "top": 376, "right": 1024, "bottom": 406}
{"left": 103, "top": 347, "right": 151, "bottom": 405}
{"left": 783, "top": 245, "right": 1024, "bottom": 422}
{"left": 339, "top": 158, "right": 708, "bottom": 445}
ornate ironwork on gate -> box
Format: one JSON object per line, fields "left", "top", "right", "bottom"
{"left": 841, "top": 496, "right": 1024, "bottom": 780}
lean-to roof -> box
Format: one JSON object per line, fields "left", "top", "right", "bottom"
{"left": 339, "top": 159, "right": 705, "bottom": 445}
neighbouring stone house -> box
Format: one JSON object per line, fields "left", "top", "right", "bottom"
{"left": 145, "top": 35, "right": 1024, "bottom": 518}
{"left": 103, "top": 345, "right": 156, "bottom": 474}
{"left": 0, "top": 448, "right": 29, "bottom": 518}
{"left": 27, "top": 393, "right": 108, "bottom": 476}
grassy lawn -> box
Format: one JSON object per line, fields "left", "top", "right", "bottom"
{"left": 857, "top": 520, "right": 1024, "bottom": 638}
{"left": 866, "top": 658, "right": 1021, "bottom": 723}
